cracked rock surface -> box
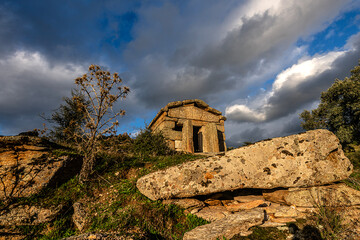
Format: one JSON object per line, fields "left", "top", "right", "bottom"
{"left": 137, "top": 129, "right": 353, "bottom": 200}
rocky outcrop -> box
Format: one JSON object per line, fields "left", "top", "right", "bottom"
{"left": 263, "top": 183, "right": 360, "bottom": 207}
{"left": 62, "top": 232, "right": 140, "bottom": 240}
{"left": 136, "top": 129, "right": 360, "bottom": 238}
{"left": 72, "top": 202, "right": 88, "bottom": 232}
{"left": 0, "top": 136, "right": 82, "bottom": 200}
{"left": 0, "top": 204, "right": 63, "bottom": 226}
{"left": 183, "top": 209, "right": 265, "bottom": 240}
{"left": 160, "top": 183, "right": 360, "bottom": 237}
{"left": 137, "top": 129, "right": 352, "bottom": 200}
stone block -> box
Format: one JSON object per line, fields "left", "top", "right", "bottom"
{"left": 184, "top": 209, "right": 264, "bottom": 240}
{"left": 175, "top": 140, "right": 182, "bottom": 150}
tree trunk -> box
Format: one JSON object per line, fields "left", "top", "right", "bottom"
{"left": 79, "top": 152, "right": 95, "bottom": 183}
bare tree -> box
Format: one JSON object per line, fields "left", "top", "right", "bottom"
{"left": 70, "top": 64, "right": 129, "bottom": 182}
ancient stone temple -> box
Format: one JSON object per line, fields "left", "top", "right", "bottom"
{"left": 148, "top": 99, "right": 226, "bottom": 153}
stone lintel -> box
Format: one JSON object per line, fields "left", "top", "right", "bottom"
{"left": 171, "top": 117, "right": 220, "bottom": 125}
{"left": 148, "top": 99, "right": 225, "bottom": 130}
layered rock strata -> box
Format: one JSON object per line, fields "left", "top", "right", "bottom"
{"left": 263, "top": 183, "right": 360, "bottom": 207}
{"left": 0, "top": 136, "right": 81, "bottom": 199}
{"left": 164, "top": 183, "right": 360, "bottom": 238}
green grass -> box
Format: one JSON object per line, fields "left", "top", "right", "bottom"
{"left": 230, "top": 226, "right": 288, "bottom": 240}
{"left": 9, "top": 138, "right": 360, "bottom": 239}
{"left": 5, "top": 132, "right": 207, "bottom": 240}
{"left": 36, "top": 217, "right": 76, "bottom": 240}
{"left": 15, "top": 176, "right": 87, "bottom": 208}
{"left": 88, "top": 194, "right": 208, "bottom": 239}
{"left": 344, "top": 145, "right": 360, "bottom": 190}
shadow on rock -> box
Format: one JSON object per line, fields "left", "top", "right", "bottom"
{"left": 289, "top": 223, "right": 322, "bottom": 240}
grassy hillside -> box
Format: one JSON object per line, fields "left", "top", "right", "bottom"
{"left": 4, "top": 132, "right": 360, "bottom": 240}
{"left": 6, "top": 131, "right": 207, "bottom": 239}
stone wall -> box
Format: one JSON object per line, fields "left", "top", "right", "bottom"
{"left": 148, "top": 99, "right": 226, "bottom": 153}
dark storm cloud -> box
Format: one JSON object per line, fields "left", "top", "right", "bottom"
{"left": 225, "top": 112, "right": 305, "bottom": 147}
{"left": 192, "top": 12, "right": 278, "bottom": 72}
{"left": 0, "top": 51, "right": 86, "bottom": 134}
{"left": 0, "top": 0, "right": 140, "bottom": 64}
{"left": 125, "top": 0, "right": 349, "bottom": 111}
{"left": 280, "top": 114, "right": 304, "bottom": 136}
{"left": 225, "top": 126, "right": 265, "bottom": 147}
{"left": 265, "top": 35, "right": 360, "bottom": 121}
{"left": 0, "top": 0, "right": 358, "bottom": 139}
{"left": 0, "top": 0, "right": 142, "bottom": 135}
{"left": 122, "top": 0, "right": 239, "bottom": 108}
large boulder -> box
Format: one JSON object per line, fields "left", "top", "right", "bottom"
{"left": 137, "top": 130, "right": 353, "bottom": 200}
{"left": 0, "top": 136, "right": 82, "bottom": 200}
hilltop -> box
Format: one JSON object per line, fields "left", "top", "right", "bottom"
{"left": 1, "top": 130, "right": 360, "bottom": 239}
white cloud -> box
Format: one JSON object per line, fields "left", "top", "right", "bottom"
{"left": 225, "top": 50, "right": 346, "bottom": 123}
{"left": 272, "top": 51, "right": 346, "bottom": 93}
{"left": 0, "top": 0, "right": 359, "bottom": 141}
{"left": 126, "top": 0, "right": 352, "bottom": 110}
{"left": 226, "top": 104, "right": 266, "bottom": 122}
{"left": 0, "top": 50, "right": 86, "bottom": 134}
{"left": 224, "top": 31, "right": 360, "bottom": 146}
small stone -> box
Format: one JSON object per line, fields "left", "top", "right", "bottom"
{"left": 260, "top": 221, "right": 287, "bottom": 227}
{"left": 162, "top": 198, "right": 205, "bottom": 210}
{"left": 204, "top": 199, "right": 222, "bottom": 206}
{"left": 184, "top": 209, "right": 265, "bottom": 240}
{"left": 194, "top": 206, "right": 230, "bottom": 222}
{"left": 234, "top": 195, "right": 265, "bottom": 203}
{"left": 261, "top": 202, "right": 281, "bottom": 214}
{"left": 190, "top": 208, "right": 200, "bottom": 214}
{"left": 225, "top": 200, "right": 265, "bottom": 212}
{"left": 270, "top": 217, "right": 296, "bottom": 223}
{"left": 274, "top": 205, "right": 298, "bottom": 218}
{"left": 72, "top": 202, "right": 88, "bottom": 232}
{"left": 221, "top": 200, "right": 233, "bottom": 205}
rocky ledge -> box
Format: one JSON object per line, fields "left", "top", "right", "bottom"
{"left": 0, "top": 135, "right": 82, "bottom": 200}
{"left": 137, "top": 129, "right": 360, "bottom": 238}
{"left": 137, "top": 129, "right": 353, "bottom": 200}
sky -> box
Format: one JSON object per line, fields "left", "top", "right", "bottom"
{"left": 0, "top": 0, "right": 360, "bottom": 147}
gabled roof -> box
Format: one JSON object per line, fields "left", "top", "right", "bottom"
{"left": 148, "top": 99, "right": 225, "bottom": 129}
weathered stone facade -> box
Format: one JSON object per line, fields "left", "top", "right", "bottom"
{"left": 148, "top": 99, "right": 226, "bottom": 153}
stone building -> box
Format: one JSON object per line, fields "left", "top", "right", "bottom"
{"left": 148, "top": 99, "right": 226, "bottom": 153}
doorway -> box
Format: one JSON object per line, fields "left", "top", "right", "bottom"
{"left": 218, "top": 130, "right": 225, "bottom": 152}
{"left": 193, "top": 126, "right": 203, "bottom": 152}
